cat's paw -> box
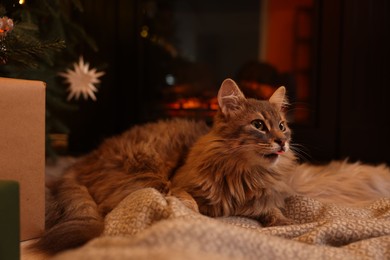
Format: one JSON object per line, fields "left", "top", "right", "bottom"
{"left": 261, "top": 208, "right": 295, "bottom": 226}
{"left": 180, "top": 197, "right": 199, "bottom": 213}
{"left": 169, "top": 188, "right": 199, "bottom": 213}
{"left": 267, "top": 215, "right": 295, "bottom": 226}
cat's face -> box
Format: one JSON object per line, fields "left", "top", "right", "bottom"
{"left": 215, "top": 79, "right": 291, "bottom": 165}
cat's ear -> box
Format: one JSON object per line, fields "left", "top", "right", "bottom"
{"left": 217, "top": 78, "right": 245, "bottom": 115}
{"left": 269, "top": 86, "right": 287, "bottom": 110}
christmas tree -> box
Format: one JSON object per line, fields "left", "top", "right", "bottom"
{"left": 0, "top": 0, "right": 100, "bottom": 158}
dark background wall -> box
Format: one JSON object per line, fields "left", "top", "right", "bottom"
{"left": 66, "top": 1, "right": 141, "bottom": 153}
{"left": 292, "top": 0, "right": 390, "bottom": 164}
{"left": 69, "top": 0, "right": 390, "bottom": 165}
{"left": 338, "top": 0, "right": 390, "bottom": 163}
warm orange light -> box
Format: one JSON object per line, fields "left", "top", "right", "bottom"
{"left": 166, "top": 97, "right": 218, "bottom": 111}
{"left": 182, "top": 98, "right": 202, "bottom": 109}
{"left": 140, "top": 26, "right": 149, "bottom": 38}
{"left": 209, "top": 98, "right": 219, "bottom": 110}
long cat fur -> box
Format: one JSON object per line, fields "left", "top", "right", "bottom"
{"left": 35, "top": 78, "right": 390, "bottom": 254}
{"left": 289, "top": 160, "right": 390, "bottom": 206}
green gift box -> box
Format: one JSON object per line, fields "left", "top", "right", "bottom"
{"left": 0, "top": 180, "right": 20, "bottom": 260}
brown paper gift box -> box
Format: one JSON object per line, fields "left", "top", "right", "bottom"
{"left": 0, "top": 77, "right": 45, "bottom": 241}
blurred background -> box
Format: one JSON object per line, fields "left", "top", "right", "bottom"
{"left": 1, "top": 0, "right": 389, "bottom": 164}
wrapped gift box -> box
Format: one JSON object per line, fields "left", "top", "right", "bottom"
{"left": 0, "top": 77, "right": 45, "bottom": 241}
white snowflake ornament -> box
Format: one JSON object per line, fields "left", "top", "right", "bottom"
{"left": 59, "top": 56, "right": 105, "bottom": 101}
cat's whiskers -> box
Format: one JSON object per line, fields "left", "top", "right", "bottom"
{"left": 289, "top": 143, "right": 311, "bottom": 161}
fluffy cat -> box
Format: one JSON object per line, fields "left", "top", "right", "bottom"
{"left": 169, "top": 80, "right": 296, "bottom": 222}
{"left": 35, "top": 78, "right": 390, "bottom": 254}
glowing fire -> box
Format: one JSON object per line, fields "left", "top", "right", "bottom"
{"left": 166, "top": 97, "right": 218, "bottom": 111}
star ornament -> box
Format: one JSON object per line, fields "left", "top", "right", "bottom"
{"left": 59, "top": 57, "right": 105, "bottom": 101}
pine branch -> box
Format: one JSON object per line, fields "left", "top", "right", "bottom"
{"left": 2, "top": 32, "right": 65, "bottom": 68}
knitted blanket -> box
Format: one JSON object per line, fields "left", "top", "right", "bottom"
{"left": 53, "top": 188, "right": 390, "bottom": 260}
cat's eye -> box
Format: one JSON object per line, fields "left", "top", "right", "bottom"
{"left": 279, "top": 122, "right": 286, "bottom": 131}
{"left": 251, "top": 119, "right": 265, "bottom": 130}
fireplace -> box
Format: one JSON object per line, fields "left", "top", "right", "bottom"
{"left": 138, "top": 0, "right": 315, "bottom": 124}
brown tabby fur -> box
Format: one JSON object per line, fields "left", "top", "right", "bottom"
{"left": 34, "top": 79, "right": 390, "bottom": 255}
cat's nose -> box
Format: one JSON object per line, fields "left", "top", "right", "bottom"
{"left": 275, "top": 139, "right": 286, "bottom": 151}
{"left": 275, "top": 139, "right": 285, "bottom": 146}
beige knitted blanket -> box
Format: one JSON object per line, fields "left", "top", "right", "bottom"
{"left": 54, "top": 188, "right": 390, "bottom": 260}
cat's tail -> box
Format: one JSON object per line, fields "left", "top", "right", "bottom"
{"left": 31, "top": 175, "right": 104, "bottom": 255}
{"left": 287, "top": 160, "right": 390, "bottom": 207}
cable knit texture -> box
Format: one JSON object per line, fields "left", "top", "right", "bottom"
{"left": 53, "top": 188, "right": 390, "bottom": 260}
